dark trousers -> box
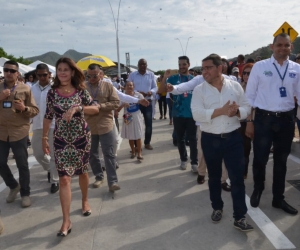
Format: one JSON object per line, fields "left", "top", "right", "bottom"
{"left": 89, "top": 131, "right": 118, "bottom": 186}
{"left": 173, "top": 117, "right": 198, "bottom": 165}
{"left": 139, "top": 103, "right": 153, "bottom": 145}
{"left": 158, "top": 96, "right": 167, "bottom": 117}
{"left": 166, "top": 98, "right": 172, "bottom": 120}
{"left": 201, "top": 130, "right": 247, "bottom": 220}
{"left": 0, "top": 136, "right": 30, "bottom": 196}
{"left": 239, "top": 122, "right": 252, "bottom": 176}
{"left": 253, "top": 112, "right": 294, "bottom": 202}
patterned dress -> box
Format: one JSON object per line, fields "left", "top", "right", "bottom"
{"left": 45, "top": 88, "right": 94, "bottom": 176}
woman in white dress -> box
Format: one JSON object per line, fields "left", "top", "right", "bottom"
{"left": 118, "top": 81, "right": 144, "bottom": 160}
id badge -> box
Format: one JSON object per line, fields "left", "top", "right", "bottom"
{"left": 183, "top": 92, "right": 188, "bottom": 98}
{"left": 279, "top": 87, "right": 287, "bottom": 97}
{"left": 3, "top": 101, "right": 12, "bottom": 108}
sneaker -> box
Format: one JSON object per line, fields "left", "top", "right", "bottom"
{"left": 180, "top": 161, "right": 188, "bottom": 170}
{"left": 50, "top": 183, "right": 59, "bottom": 194}
{"left": 191, "top": 164, "right": 198, "bottom": 173}
{"left": 234, "top": 218, "right": 254, "bottom": 232}
{"left": 21, "top": 196, "right": 31, "bottom": 208}
{"left": 211, "top": 210, "right": 223, "bottom": 223}
{"left": 6, "top": 184, "right": 20, "bottom": 203}
{"left": 109, "top": 183, "right": 121, "bottom": 192}
{"left": 93, "top": 179, "right": 104, "bottom": 188}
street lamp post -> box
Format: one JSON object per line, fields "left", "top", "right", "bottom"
{"left": 108, "top": 0, "right": 122, "bottom": 79}
{"left": 175, "top": 37, "right": 193, "bottom": 55}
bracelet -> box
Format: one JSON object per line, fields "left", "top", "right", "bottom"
{"left": 246, "top": 120, "right": 254, "bottom": 122}
{"left": 42, "top": 137, "right": 48, "bottom": 140}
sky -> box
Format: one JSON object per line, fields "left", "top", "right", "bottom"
{"left": 1, "top": 0, "right": 300, "bottom": 71}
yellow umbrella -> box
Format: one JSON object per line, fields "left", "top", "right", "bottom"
{"left": 76, "top": 55, "right": 116, "bottom": 70}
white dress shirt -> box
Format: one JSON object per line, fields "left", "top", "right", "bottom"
{"left": 31, "top": 82, "right": 55, "bottom": 130}
{"left": 191, "top": 78, "right": 251, "bottom": 134}
{"left": 246, "top": 55, "right": 300, "bottom": 112}
{"left": 171, "top": 74, "right": 231, "bottom": 95}
{"left": 127, "top": 70, "right": 157, "bottom": 100}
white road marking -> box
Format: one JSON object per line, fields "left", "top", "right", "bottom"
{"left": 246, "top": 196, "right": 296, "bottom": 249}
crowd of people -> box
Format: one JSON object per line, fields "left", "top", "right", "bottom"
{"left": 0, "top": 32, "right": 299, "bottom": 237}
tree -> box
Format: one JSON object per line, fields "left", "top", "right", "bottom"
{"left": 0, "top": 47, "right": 32, "bottom": 65}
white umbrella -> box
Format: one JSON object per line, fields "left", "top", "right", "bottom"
{"left": 0, "top": 66, "right": 3, "bottom": 76}
{"left": 28, "top": 60, "right": 56, "bottom": 75}
{"left": 0, "top": 57, "right": 34, "bottom": 74}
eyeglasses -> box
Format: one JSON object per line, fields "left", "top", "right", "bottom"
{"left": 3, "top": 68, "right": 18, "bottom": 73}
{"left": 36, "top": 74, "right": 48, "bottom": 77}
{"left": 86, "top": 73, "right": 100, "bottom": 79}
{"left": 242, "top": 71, "right": 251, "bottom": 76}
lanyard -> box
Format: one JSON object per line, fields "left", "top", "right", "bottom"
{"left": 273, "top": 62, "right": 289, "bottom": 86}
{"left": 178, "top": 74, "right": 191, "bottom": 84}
{"left": 4, "top": 82, "right": 18, "bottom": 92}
{"left": 88, "top": 81, "right": 101, "bottom": 99}
{"left": 38, "top": 83, "right": 50, "bottom": 92}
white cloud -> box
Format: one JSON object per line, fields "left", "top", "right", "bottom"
{"left": 1, "top": 0, "right": 300, "bottom": 70}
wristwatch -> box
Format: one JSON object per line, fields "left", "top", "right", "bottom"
{"left": 23, "top": 106, "right": 28, "bottom": 113}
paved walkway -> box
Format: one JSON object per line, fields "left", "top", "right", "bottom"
{"left": 0, "top": 115, "right": 300, "bottom": 250}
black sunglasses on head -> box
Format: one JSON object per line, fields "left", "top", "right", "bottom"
{"left": 3, "top": 68, "right": 18, "bottom": 73}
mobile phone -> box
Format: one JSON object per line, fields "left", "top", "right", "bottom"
{"left": 14, "top": 91, "right": 21, "bottom": 113}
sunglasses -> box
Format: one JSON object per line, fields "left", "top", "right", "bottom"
{"left": 36, "top": 73, "right": 48, "bottom": 77}
{"left": 296, "top": 57, "right": 300, "bottom": 60}
{"left": 4, "top": 68, "right": 18, "bottom": 73}
{"left": 242, "top": 71, "right": 251, "bottom": 76}
{"left": 86, "top": 73, "right": 100, "bottom": 79}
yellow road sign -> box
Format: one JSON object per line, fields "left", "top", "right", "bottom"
{"left": 273, "top": 22, "right": 298, "bottom": 42}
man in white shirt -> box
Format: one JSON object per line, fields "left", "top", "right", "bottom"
{"left": 246, "top": 33, "right": 300, "bottom": 215}
{"left": 31, "top": 64, "right": 59, "bottom": 193}
{"left": 127, "top": 59, "right": 157, "bottom": 150}
{"left": 191, "top": 53, "right": 253, "bottom": 232}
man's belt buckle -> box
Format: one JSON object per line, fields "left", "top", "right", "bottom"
{"left": 220, "top": 133, "right": 227, "bottom": 138}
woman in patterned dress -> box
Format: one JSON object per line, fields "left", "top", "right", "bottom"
{"left": 42, "top": 57, "right": 99, "bottom": 237}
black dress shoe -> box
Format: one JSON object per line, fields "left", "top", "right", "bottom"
{"left": 221, "top": 182, "right": 231, "bottom": 192}
{"left": 197, "top": 175, "right": 205, "bottom": 184}
{"left": 250, "top": 189, "right": 262, "bottom": 208}
{"left": 272, "top": 200, "right": 298, "bottom": 215}
{"left": 51, "top": 183, "right": 59, "bottom": 194}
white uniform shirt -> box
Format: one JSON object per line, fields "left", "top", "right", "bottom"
{"left": 171, "top": 74, "right": 231, "bottom": 95}
{"left": 31, "top": 82, "right": 55, "bottom": 130}
{"left": 191, "top": 78, "right": 251, "bottom": 134}
{"left": 127, "top": 70, "right": 157, "bottom": 100}
{"left": 246, "top": 55, "right": 300, "bottom": 112}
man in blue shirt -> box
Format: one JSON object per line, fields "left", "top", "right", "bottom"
{"left": 161, "top": 56, "right": 198, "bottom": 171}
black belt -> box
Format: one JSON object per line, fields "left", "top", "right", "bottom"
{"left": 202, "top": 129, "right": 238, "bottom": 139}
{"left": 255, "top": 108, "right": 293, "bottom": 117}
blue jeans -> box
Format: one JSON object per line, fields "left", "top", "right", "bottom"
{"left": 201, "top": 130, "right": 247, "bottom": 220}
{"left": 89, "top": 130, "right": 118, "bottom": 186}
{"left": 173, "top": 117, "right": 198, "bottom": 165}
{"left": 139, "top": 103, "right": 153, "bottom": 145}
{"left": 253, "top": 110, "right": 294, "bottom": 202}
